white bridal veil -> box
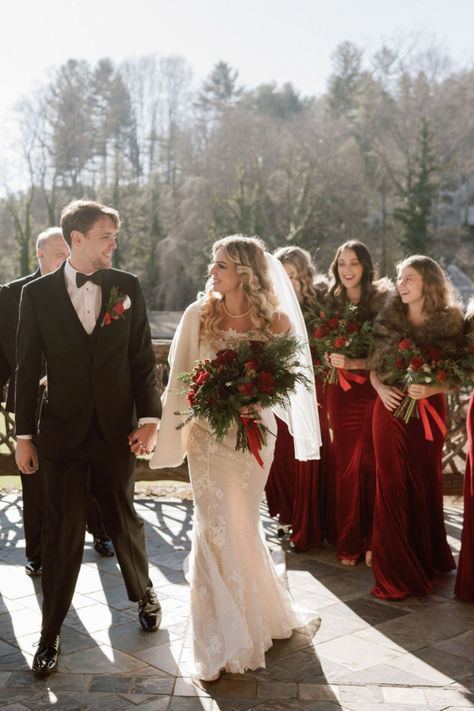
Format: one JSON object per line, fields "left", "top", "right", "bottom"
{"left": 265, "top": 252, "right": 321, "bottom": 460}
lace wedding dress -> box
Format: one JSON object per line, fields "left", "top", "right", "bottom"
{"left": 187, "top": 329, "right": 300, "bottom": 680}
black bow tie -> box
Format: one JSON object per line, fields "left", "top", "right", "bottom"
{"left": 76, "top": 271, "right": 102, "bottom": 288}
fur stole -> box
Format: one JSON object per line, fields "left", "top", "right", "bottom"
{"left": 326, "top": 277, "right": 392, "bottom": 323}
{"left": 369, "top": 292, "right": 465, "bottom": 380}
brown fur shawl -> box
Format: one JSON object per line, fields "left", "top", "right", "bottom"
{"left": 368, "top": 292, "right": 465, "bottom": 382}
{"left": 326, "top": 278, "right": 392, "bottom": 323}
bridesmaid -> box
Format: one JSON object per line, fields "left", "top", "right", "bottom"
{"left": 325, "top": 241, "right": 390, "bottom": 565}
{"left": 455, "top": 300, "right": 474, "bottom": 601}
{"left": 370, "top": 255, "right": 464, "bottom": 600}
{"left": 273, "top": 246, "right": 335, "bottom": 550}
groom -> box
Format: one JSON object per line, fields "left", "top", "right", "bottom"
{"left": 15, "top": 200, "right": 162, "bottom": 676}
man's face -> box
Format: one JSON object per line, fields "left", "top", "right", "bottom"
{"left": 73, "top": 216, "right": 118, "bottom": 272}
{"left": 38, "top": 235, "right": 70, "bottom": 275}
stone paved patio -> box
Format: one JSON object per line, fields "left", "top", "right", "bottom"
{"left": 0, "top": 490, "right": 473, "bottom": 710}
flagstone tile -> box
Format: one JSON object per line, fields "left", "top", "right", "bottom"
{"left": 315, "top": 633, "right": 401, "bottom": 671}
{"left": 381, "top": 685, "right": 427, "bottom": 704}
{"left": 167, "top": 698, "right": 214, "bottom": 711}
{"left": 0, "top": 671, "right": 12, "bottom": 687}
{"left": 174, "top": 676, "right": 213, "bottom": 697}
{"left": 128, "top": 675, "right": 174, "bottom": 695}
{"left": 335, "top": 662, "right": 439, "bottom": 687}
{"left": 15, "top": 625, "right": 96, "bottom": 656}
{"left": 92, "top": 620, "right": 177, "bottom": 654}
{"left": 434, "top": 629, "right": 474, "bottom": 662}
{"left": 134, "top": 641, "right": 182, "bottom": 675}
{"left": 63, "top": 603, "right": 134, "bottom": 634}
{"left": 126, "top": 698, "right": 171, "bottom": 711}
{"left": 423, "top": 687, "right": 474, "bottom": 707}
{"left": 83, "top": 586, "right": 136, "bottom": 611}
{"left": 89, "top": 675, "right": 132, "bottom": 692}
{"left": 60, "top": 645, "right": 147, "bottom": 674}
{"left": 337, "top": 684, "right": 383, "bottom": 703}
{"left": 387, "top": 653, "right": 457, "bottom": 685}
{"left": 214, "top": 677, "right": 257, "bottom": 698}
{"left": 311, "top": 611, "right": 367, "bottom": 645}
{"left": 6, "top": 671, "right": 91, "bottom": 692}
{"left": 414, "top": 647, "right": 474, "bottom": 681}
{"left": 298, "top": 683, "right": 340, "bottom": 701}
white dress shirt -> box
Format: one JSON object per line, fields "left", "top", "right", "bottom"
{"left": 64, "top": 260, "right": 102, "bottom": 334}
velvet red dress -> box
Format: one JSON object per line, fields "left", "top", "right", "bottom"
{"left": 455, "top": 389, "right": 474, "bottom": 601}
{"left": 372, "top": 394, "right": 455, "bottom": 600}
{"left": 290, "top": 378, "right": 335, "bottom": 550}
{"left": 326, "top": 373, "right": 376, "bottom": 560}
{"left": 265, "top": 416, "right": 295, "bottom": 525}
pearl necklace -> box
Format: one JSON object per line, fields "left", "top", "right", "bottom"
{"left": 222, "top": 302, "right": 253, "bottom": 318}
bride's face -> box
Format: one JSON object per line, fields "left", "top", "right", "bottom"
{"left": 209, "top": 247, "right": 241, "bottom": 295}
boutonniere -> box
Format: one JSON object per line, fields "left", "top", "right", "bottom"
{"left": 101, "top": 286, "right": 131, "bottom": 327}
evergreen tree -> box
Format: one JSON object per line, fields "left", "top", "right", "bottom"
{"left": 393, "top": 118, "right": 438, "bottom": 254}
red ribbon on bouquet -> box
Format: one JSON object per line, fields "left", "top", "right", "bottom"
{"left": 337, "top": 368, "right": 367, "bottom": 392}
{"left": 239, "top": 416, "right": 264, "bottom": 468}
{"left": 418, "top": 397, "right": 447, "bottom": 442}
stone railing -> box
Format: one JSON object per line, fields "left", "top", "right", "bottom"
{"left": 0, "top": 339, "right": 471, "bottom": 490}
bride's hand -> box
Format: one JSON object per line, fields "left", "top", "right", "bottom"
{"left": 239, "top": 405, "right": 262, "bottom": 423}
{"left": 128, "top": 423, "right": 158, "bottom": 456}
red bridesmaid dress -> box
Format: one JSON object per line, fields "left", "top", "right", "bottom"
{"left": 326, "top": 373, "right": 377, "bottom": 561}
{"left": 290, "top": 377, "right": 335, "bottom": 550}
{"left": 372, "top": 394, "right": 455, "bottom": 600}
{"left": 455, "top": 389, "right": 474, "bottom": 601}
{"left": 265, "top": 416, "right": 295, "bottom": 527}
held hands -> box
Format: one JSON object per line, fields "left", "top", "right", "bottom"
{"left": 15, "top": 440, "right": 39, "bottom": 475}
{"left": 128, "top": 422, "right": 158, "bottom": 456}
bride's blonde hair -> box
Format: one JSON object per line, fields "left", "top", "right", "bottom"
{"left": 200, "top": 235, "right": 278, "bottom": 342}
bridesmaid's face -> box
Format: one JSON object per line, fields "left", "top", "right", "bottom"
{"left": 283, "top": 263, "right": 302, "bottom": 301}
{"left": 337, "top": 248, "right": 363, "bottom": 290}
{"left": 397, "top": 266, "right": 424, "bottom": 307}
{"left": 209, "top": 247, "right": 241, "bottom": 295}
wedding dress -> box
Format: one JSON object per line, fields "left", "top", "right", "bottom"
{"left": 187, "top": 328, "right": 299, "bottom": 680}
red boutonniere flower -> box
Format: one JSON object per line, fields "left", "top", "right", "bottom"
{"left": 101, "top": 286, "right": 131, "bottom": 327}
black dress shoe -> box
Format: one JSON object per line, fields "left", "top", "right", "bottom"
{"left": 32, "top": 635, "right": 61, "bottom": 677}
{"left": 138, "top": 586, "right": 162, "bottom": 632}
{"left": 25, "top": 560, "right": 42, "bottom": 576}
{"left": 93, "top": 534, "right": 115, "bottom": 557}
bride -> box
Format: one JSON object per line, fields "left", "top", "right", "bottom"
{"left": 150, "top": 235, "right": 320, "bottom": 681}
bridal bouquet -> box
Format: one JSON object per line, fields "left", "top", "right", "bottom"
{"left": 175, "top": 335, "right": 309, "bottom": 466}
{"left": 307, "top": 301, "right": 373, "bottom": 388}
{"left": 382, "top": 338, "right": 465, "bottom": 436}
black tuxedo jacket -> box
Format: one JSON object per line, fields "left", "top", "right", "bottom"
{"left": 0, "top": 269, "right": 41, "bottom": 413}
{"left": 15, "top": 264, "right": 161, "bottom": 447}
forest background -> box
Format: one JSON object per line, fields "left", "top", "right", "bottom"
{"left": 1, "top": 37, "right": 473, "bottom": 310}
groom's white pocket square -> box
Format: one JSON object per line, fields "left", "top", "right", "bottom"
{"left": 123, "top": 295, "right": 131, "bottom": 310}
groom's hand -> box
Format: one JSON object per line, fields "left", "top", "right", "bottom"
{"left": 128, "top": 423, "right": 158, "bottom": 456}
{"left": 15, "top": 440, "right": 39, "bottom": 475}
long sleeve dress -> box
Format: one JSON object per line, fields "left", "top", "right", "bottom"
{"left": 455, "top": 314, "right": 474, "bottom": 601}
{"left": 325, "top": 284, "right": 389, "bottom": 562}
{"left": 150, "top": 302, "right": 303, "bottom": 680}
{"left": 369, "top": 297, "right": 465, "bottom": 599}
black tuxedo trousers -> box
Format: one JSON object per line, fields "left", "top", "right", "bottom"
{"left": 40, "top": 415, "right": 150, "bottom": 642}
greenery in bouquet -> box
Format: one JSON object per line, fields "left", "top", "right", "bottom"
{"left": 307, "top": 300, "right": 373, "bottom": 385}
{"left": 383, "top": 338, "right": 466, "bottom": 423}
{"left": 175, "top": 334, "right": 309, "bottom": 465}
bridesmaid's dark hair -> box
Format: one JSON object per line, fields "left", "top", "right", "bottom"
{"left": 329, "top": 240, "right": 376, "bottom": 308}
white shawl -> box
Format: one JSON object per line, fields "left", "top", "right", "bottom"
{"left": 150, "top": 300, "right": 201, "bottom": 469}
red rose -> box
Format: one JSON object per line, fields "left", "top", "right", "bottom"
{"left": 187, "top": 390, "right": 196, "bottom": 406}
{"left": 113, "top": 301, "right": 125, "bottom": 315}
{"left": 321, "top": 326, "right": 330, "bottom": 336}
{"left": 395, "top": 357, "right": 406, "bottom": 370}
{"left": 399, "top": 339, "right": 412, "bottom": 350}
{"left": 215, "top": 349, "right": 238, "bottom": 366}
{"left": 437, "top": 371, "right": 447, "bottom": 382}
{"left": 334, "top": 337, "right": 346, "bottom": 348}
{"left": 257, "top": 371, "right": 274, "bottom": 393}
{"left": 244, "top": 358, "right": 260, "bottom": 371}
{"left": 409, "top": 356, "right": 424, "bottom": 371}
{"left": 103, "top": 312, "right": 111, "bottom": 325}
{"left": 328, "top": 318, "right": 339, "bottom": 329}
{"left": 313, "top": 328, "right": 324, "bottom": 339}
{"left": 424, "top": 345, "right": 440, "bottom": 362}
{"left": 238, "top": 383, "right": 254, "bottom": 396}
{"left": 249, "top": 340, "right": 264, "bottom": 353}
{"left": 195, "top": 370, "right": 210, "bottom": 385}
{"left": 207, "top": 397, "right": 217, "bottom": 405}
{"left": 347, "top": 322, "right": 360, "bottom": 333}
{"left": 470, "top": 344, "right": 474, "bottom": 354}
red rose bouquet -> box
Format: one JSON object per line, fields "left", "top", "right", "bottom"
{"left": 175, "top": 335, "right": 309, "bottom": 466}
{"left": 307, "top": 301, "right": 373, "bottom": 388}
{"left": 382, "top": 337, "right": 465, "bottom": 438}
